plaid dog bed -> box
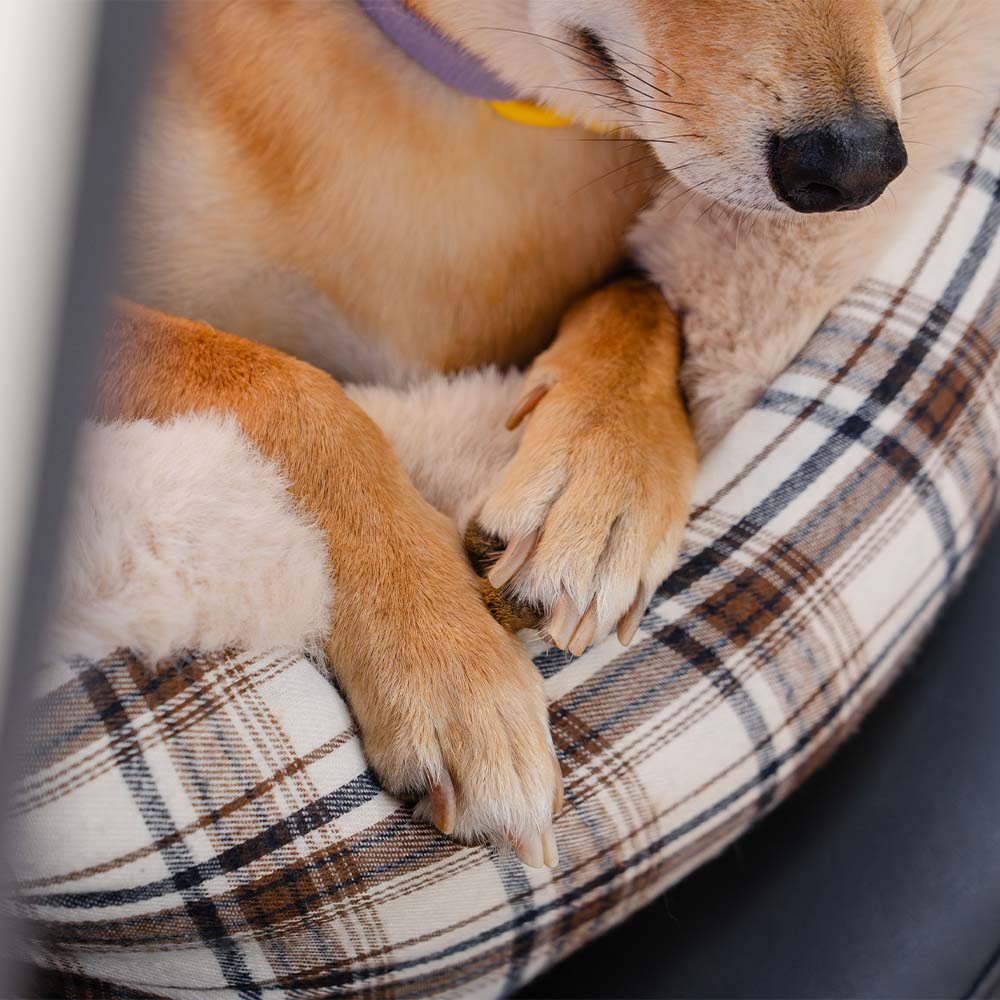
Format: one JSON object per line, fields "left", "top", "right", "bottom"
{"left": 10, "top": 111, "right": 1000, "bottom": 999}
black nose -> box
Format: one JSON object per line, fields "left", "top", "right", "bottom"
{"left": 769, "top": 115, "right": 907, "bottom": 213}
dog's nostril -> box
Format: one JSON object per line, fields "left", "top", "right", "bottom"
{"left": 769, "top": 115, "right": 907, "bottom": 214}
{"left": 803, "top": 182, "right": 840, "bottom": 199}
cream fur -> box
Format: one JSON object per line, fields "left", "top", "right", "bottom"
{"left": 49, "top": 413, "right": 332, "bottom": 664}
{"left": 346, "top": 368, "right": 524, "bottom": 530}
{"left": 631, "top": 0, "right": 1000, "bottom": 450}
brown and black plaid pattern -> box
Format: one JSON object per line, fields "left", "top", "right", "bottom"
{"left": 9, "top": 111, "right": 1000, "bottom": 998}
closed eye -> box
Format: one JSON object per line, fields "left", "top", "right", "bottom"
{"left": 574, "top": 26, "right": 626, "bottom": 89}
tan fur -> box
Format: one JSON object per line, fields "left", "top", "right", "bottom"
{"left": 125, "top": 0, "right": 650, "bottom": 377}
{"left": 103, "top": 0, "right": 1000, "bottom": 856}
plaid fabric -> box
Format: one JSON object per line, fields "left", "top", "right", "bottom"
{"left": 10, "top": 111, "right": 1000, "bottom": 999}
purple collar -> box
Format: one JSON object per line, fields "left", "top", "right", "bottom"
{"left": 355, "top": 0, "right": 516, "bottom": 100}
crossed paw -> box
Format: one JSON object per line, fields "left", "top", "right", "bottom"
{"left": 468, "top": 281, "right": 695, "bottom": 657}
{"left": 334, "top": 281, "right": 694, "bottom": 865}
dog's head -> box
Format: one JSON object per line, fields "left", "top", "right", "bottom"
{"left": 440, "top": 0, "right": 908, "bottom": 213}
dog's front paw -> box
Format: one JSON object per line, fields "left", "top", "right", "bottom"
{"left": 355, "top": 615, "right": 561, "bottom": 865}
{"left": 470, "top": 348, "right": 696, "bottom": 655}
{"left": 330, "top": 503, "right": 562, "bottom": 866}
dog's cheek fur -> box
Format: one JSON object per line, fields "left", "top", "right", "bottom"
{"left": 49, "top": 413, "right": 333, "bottom": 665}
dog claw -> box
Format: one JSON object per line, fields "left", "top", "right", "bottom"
{"left": 548, "top": 587, "right": 582, "bottom": 651}
{"left": 542, "top": 826, "right": 559, "bottom": 868}
{"left": 617, "top": 582, "right": 648, "bottom": 647}
{"left": 567, "top": 598, "right": 598, "bottom": 656}
{"left": 429, "top": 771, "right": 456, "bottom": 835}
{"left": 506, "top": 383, "right": 550, "bottom": 431}
{"left": 551, "top": 754, "right": 564, "bottom": 814}
{"left": 488, "top": 529, "right": 539, "bottom": 588}
{"left": 514, "top": 832, "right": 545, "bottom": 869}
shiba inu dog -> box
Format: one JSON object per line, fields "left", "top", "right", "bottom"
{"left": 98, "top": 0, "right": 999, "bottom": 865}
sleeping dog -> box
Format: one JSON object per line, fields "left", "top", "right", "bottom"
{"left": 100, "top": 0, "right": 999, "bottom": 865}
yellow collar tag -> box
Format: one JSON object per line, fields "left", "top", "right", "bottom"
{"left": 489, "top": 99, "right": 616, "bottom": 134}
{"left": 489, "top": 100, "right": 573, "bottom": 128}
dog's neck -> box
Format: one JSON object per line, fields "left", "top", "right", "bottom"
{"left": 354, "top": 0, "right": 623, "bottom": 131}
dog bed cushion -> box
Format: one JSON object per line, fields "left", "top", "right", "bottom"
{"left": 11, "top": 112, "right": 1000, "bottom": 999}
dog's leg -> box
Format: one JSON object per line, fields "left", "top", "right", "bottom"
{"left": 465, "top": 278, "right": 697, "bottom": 654}
{"left": 347, "top": 370, "right": 548, "bottom": 631}
{"left": 97, "top": 303, "right": 562, "bottom": 862}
